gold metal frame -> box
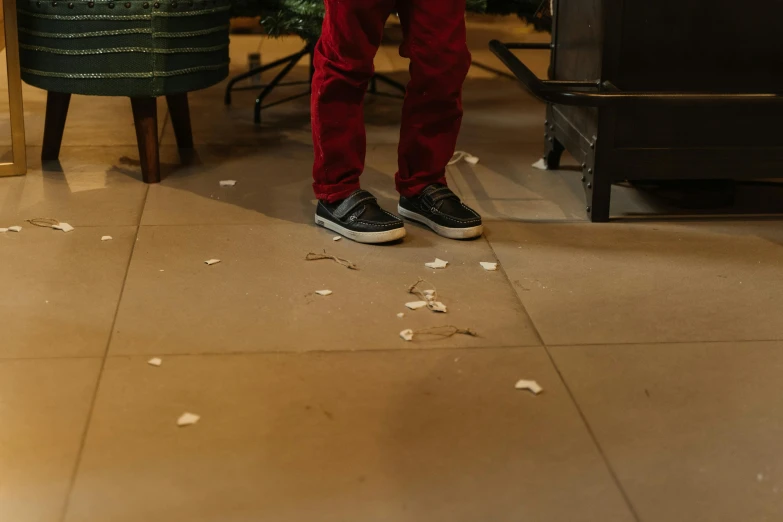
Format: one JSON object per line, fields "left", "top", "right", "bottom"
{"left": 0, "top": 0, "right": 26, "bottom": 177}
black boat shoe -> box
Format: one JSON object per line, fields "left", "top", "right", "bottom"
{"left": 316, "top": 189, "right": 406, "bottom": 244}
{"left": 398, "top": 184, "right": 483, "bottom": 239}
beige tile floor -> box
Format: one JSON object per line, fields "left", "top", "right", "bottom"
{"left": 2, "top": 16, "right": 783, "bottom": 522}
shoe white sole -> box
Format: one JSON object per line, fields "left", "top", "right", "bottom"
{"left": 315, "top": 215, "right": 407, "bottom": 244}
{"left": 398, "top": 206, "right": 483, "bottom": 239}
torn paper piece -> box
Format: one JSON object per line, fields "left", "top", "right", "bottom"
{"left": 531, "top": 158, "right": 548, "bottom": 170}
{"left": 397, "top": 312, "right": 405, "bottom": 318}
{"left": 147, "top": 357, "right": 162, "bottom": 367}
{"left": 0, "top": 228, "right": 7, "bottom": 233}
{"left": 101, "top": 236, "right": 113, "bottom": 241}
{"left": 333, "top": 236, "right": 342, "bottom": 241}
{"left": 219, "top": 180, "right": 237, "bottom": 187}
{"left": 480, "top": 262, "right": 499, "bottom": 271}
{"left": 430, "top": 301, "right": 448, "bottom": 313}
{"left": 448, "top": 151, "right": 479, "bottom": 166}
{"left": 204, "top": 259, "right": 221, "bottom": 265}
{"left": 8, "top": 226, "right": 22, "bottom": 232}
{"left": 400, "top": 329, "right": 414, "bottom": 342}
{"left": 315, "top": 290, "right": 333, "bottom": 296}
{"left": 177, "top": 412, "right": 200, "bottom": 427}
{"left": 406, "top": 301, "right": 428, "bottom": 310}
{"left": 515, "top": 379, "right": 543, "bottom": 395}
{"left": 53, "top": 222, "right": 74, "bottom": 233}
{"left": 425, "top": 258, "right": 449, "bottom": 269}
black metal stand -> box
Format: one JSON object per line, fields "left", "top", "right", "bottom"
{"left": 224, "top": 43, "right": 406, "bottom": 125}
{"left": 368, "top": 73, "right": 407, "bottom": 98}
{"left": 490, "top": 39, "right": 783, "bottom": 222}
{"left": 224, "top": 44, "right": 314, "bottom": 124}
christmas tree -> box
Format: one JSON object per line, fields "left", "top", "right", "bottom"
{"left": 232, "top": 0, "right": 549, "bottom": 42}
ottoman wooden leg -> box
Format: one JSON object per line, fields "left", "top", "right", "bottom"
{"left": 130, "top": 97, "right": 160, "bottom": 184}
{"left": 42, "top": 91, "right": 71, "bottom": 161}
{"left": 166, "top": 93, "right": 194, "bottom": 150}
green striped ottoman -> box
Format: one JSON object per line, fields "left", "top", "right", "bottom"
{"left": 16, "top": 0, "right": 232, "bottom": 182}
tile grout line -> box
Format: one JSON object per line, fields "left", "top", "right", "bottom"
{"left": 2, "top": 343, "right": 544, "bottom": 362}
{"left": 4, "top": 335, "right": 783, "bottom": 363}
{"left": 57, "top": 184, "right": 150, "bottom": 522}
{"left": 483, "top": 234, "right": 642, "bottom": 522}
{"left": 541, "top": 347, "right": 642, "bottom": 522}
{"left": 482, "top": 234, "right": 545, "bottom": 346}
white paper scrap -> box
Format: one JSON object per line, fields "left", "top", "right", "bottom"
{"left": 400, "top": 329, "right": 414, "bottom": 342}
{"left": 177, "top": 412, "right": 200, "bottom": 427}
{"left": 219, "top": 180, "right": 237, "bottom": 187}
{"left": 315, "top": 290, "right": 333, "bottom": 296}
{"left": 333, "top": 236, "right": 342, "bottom": 241}
{"left": 430, "top": 301, "right": 448, "bottom": 313}
{"left": 406, "top": 301, "right": 428, "bottom": 310}
{"left": 101, "top": 235, "right": 113, "bottom": 241}
{"left": 515, "top": 379, "right": 543, "bottom": 395}
{"left": 8, "top": 226, "right": 21, "bottom": 232}
{"left": 147, "top": 357, "right": 162, "bottom": 367}
{"left": 0, "top": 228, "right": 7, "bottom": 233}
{"left": 204, "top": 259, "right": 221, "bottom": 265}
{"left": 425, "top": 258, "right": 449, "bottom": 269}
{"left": 53, "top": 222, "right": 74, "bottom": 232}
{"left": 480, "top": 262, "right": 498, "bottom": 271}
{"left": 531, "top": 158, "right": 548, "bottom": 170}
{"left": 397, "top": 312, "right": 405, "bottom": 318}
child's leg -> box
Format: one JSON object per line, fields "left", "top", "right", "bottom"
{"left": 311, "top": 0, "right": 396, "bottom": 203}
{"left": 394, "top": 0, "right": 471, "bottom": 197}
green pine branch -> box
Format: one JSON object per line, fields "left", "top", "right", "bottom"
{"left": 231, "top": 0, "right": 550, "bottom": 41}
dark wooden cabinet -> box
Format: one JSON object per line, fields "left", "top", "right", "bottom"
{"left": 492, "top": 0, "right": 783, "bottom": 221}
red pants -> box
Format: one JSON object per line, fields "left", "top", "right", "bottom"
{"left": 311, "top": 0, "right": 471, "bottom": 202}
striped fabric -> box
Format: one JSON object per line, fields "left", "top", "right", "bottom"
{"left": 17, "top": 0, "right": 231, "bottom": 96}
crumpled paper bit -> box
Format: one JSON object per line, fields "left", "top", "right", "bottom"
{"left": 408, "top": 279, "right": 447, "bottom": 313}
{"left": 397, "top": 312, "right": 405, "bottom": 318}
{"left": 315, "top": 290, "right": 333, "bottom": 296}
{"left": 531, "top": 158, "right": 548, "bottom": 170}
{"left": 305, "top": 250, "right": 358, "bottom": 270}
{"left": 101, "top": 236, "right": 113, "bottom": 241}
{"left": 177, "top": 412, "right": 200, "bottom": 427}
{"left": 448, "top": 151, "right": 479, "bottom": 165}
{"left": 400, "top": 326, "right": 478, "bottom": 342}
{"left": 0, "top": 228, "right": 8, "bottom": 233}
{"left": 204, "top": 259, "right": 221, "bottom": 265}
{"left": 480, "top": 262, "right": 498, "bottom": 271}
{"left": 515, "top": 379, "right": 543, "bottom": 395}
{"left": 8, "top": 226, "right": 21, "bottom": 232}
{"left": 53, "top": 222, "right": 74, "bottom": 232}
{"left": 332, "top": 236, "right": 342, "bottom": 241}
{"left": 429, "top": 301, "right": 448, "bottom": 313}
{"left": 147, "top": 357, "right": 162, "bottom": 367}
{"left": 425, "top": 258, "right": 449, "bottom": 269}
{"left": 219, "top": 179, "right": 237, "bottom": 187}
